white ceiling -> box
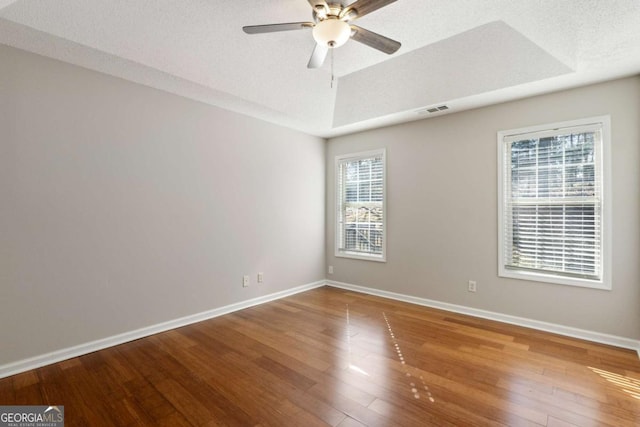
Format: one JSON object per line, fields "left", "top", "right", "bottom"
{"left": 1, "top": 0, "right": 639, "bottom": 138}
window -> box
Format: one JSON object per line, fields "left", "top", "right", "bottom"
{"left": 498, "top": 116, "right": 611, "bottom": 289}
{"left": 336, "top": 149, "right": 386, "bottom": 261}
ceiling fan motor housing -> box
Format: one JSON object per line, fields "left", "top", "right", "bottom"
{"left": 313, "top": 3, "right": 345, "bottom": 20}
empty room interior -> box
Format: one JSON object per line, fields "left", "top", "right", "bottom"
{"left": 1, "top": 1, "right": 640, "bottom": 426}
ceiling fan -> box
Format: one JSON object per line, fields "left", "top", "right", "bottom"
{"left": 243, "top": 0, "right": 401, "bottom": 69}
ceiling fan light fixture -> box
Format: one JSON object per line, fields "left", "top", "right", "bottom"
{"left": 312, "top": 18, "right": 351, "bottom": 48}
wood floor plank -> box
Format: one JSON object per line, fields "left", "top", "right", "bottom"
{"left": 1, "top": 286, "right": 639, "bottom": 426}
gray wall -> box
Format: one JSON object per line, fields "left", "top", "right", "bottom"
{"left": 0, "top": 45, "right": 326, "bottom": 365}
{"left": 327, "top": 76, "right": 640, "bottom": 340}
{"left": 2, "top": 42, "right": 638, "bottom": 370}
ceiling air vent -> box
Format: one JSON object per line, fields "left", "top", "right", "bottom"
{"left": 416, "top": 105, "right": 450, "bottom": 115}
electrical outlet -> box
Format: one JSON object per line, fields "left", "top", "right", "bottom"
{"left": 468, "top": 280, "right": 477, "bottom": 292}
{"left": 257, "top": 272, "right": 264, "bottom": 283}
{"left": 243, "top": 275, "right": 250, "bottom": 287}
{"left": 328, "top": 265, "right": 334, "bottom": 274}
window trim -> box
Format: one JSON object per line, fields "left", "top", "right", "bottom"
{"left": 335, "top": 149, "right": 387, "bottom": 262}
{"left": 497, "top": 116, "right": 612, "bottom": 290}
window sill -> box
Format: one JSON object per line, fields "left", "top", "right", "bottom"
{"left": 336, "top": 251, "right": 386, "bottom": 263}
{"left": 498, "top": 267, "right": 610, "bottom": 290}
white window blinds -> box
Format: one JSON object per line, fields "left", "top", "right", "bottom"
{"left": 499, "top": 118, "right": 609, "bottom": 287}
{"left": 336, "top": 150, "right": 386, "bottom": 261}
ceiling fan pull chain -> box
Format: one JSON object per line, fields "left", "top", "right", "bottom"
{"left": 331, "top": 47, "right": 335, "bottom": 89}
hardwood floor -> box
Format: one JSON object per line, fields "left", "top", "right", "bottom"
{"left": 1, "top": 286, "right": 639, "bottom": 426}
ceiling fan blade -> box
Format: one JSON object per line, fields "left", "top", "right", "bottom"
{"left": 340, "top": 0, "right": 397, "bottom": 20}
{"left": 243, "top": 22, "right": 314, "bottom": 34}
{"left": 307, "top": 43, "right": 329, "bottom": 68}
{"left": 350, "top": 25, "right": 401, "bottom": 54}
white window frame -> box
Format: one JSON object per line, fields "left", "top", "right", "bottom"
{"left": 335, "top": 149, "right": 387, "bottom": 262}
{"left": 497, "top": 116, "right": 612, "bottom": 290}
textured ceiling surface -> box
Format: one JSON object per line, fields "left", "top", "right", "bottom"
{"left": 1, "top": 0, "right": 639, "bottom": 137}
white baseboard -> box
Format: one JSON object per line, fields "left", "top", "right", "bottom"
{"left": 0, "top": 280, "right": 326, "bottom": 379}
{"left": 3, "top": 278, "right": 637, "bottom": 379}
{"left": 327, "top": 280, "right": 640, "bottom": 357}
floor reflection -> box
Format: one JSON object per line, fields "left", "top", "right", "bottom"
{"left": 589, "top": 366, "right": 640, "bottom": 399}
{"left": 345, "top": 304, "right": 370, "bottom": 377}
{"left": 382, "top": 312, "right": 435, "bottom": 403}
{"left": 339, "top": 301, "right": 439, "bottom": 411}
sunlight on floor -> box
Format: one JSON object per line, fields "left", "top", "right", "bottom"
{"left": 588, "top": 367, "right": 640, "bottom": 399}
{"left": 340, "top": 303, "right": 437, "bottom": 404}
{"left": 383, "top": 312, "right": 434, "bottom": 403}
